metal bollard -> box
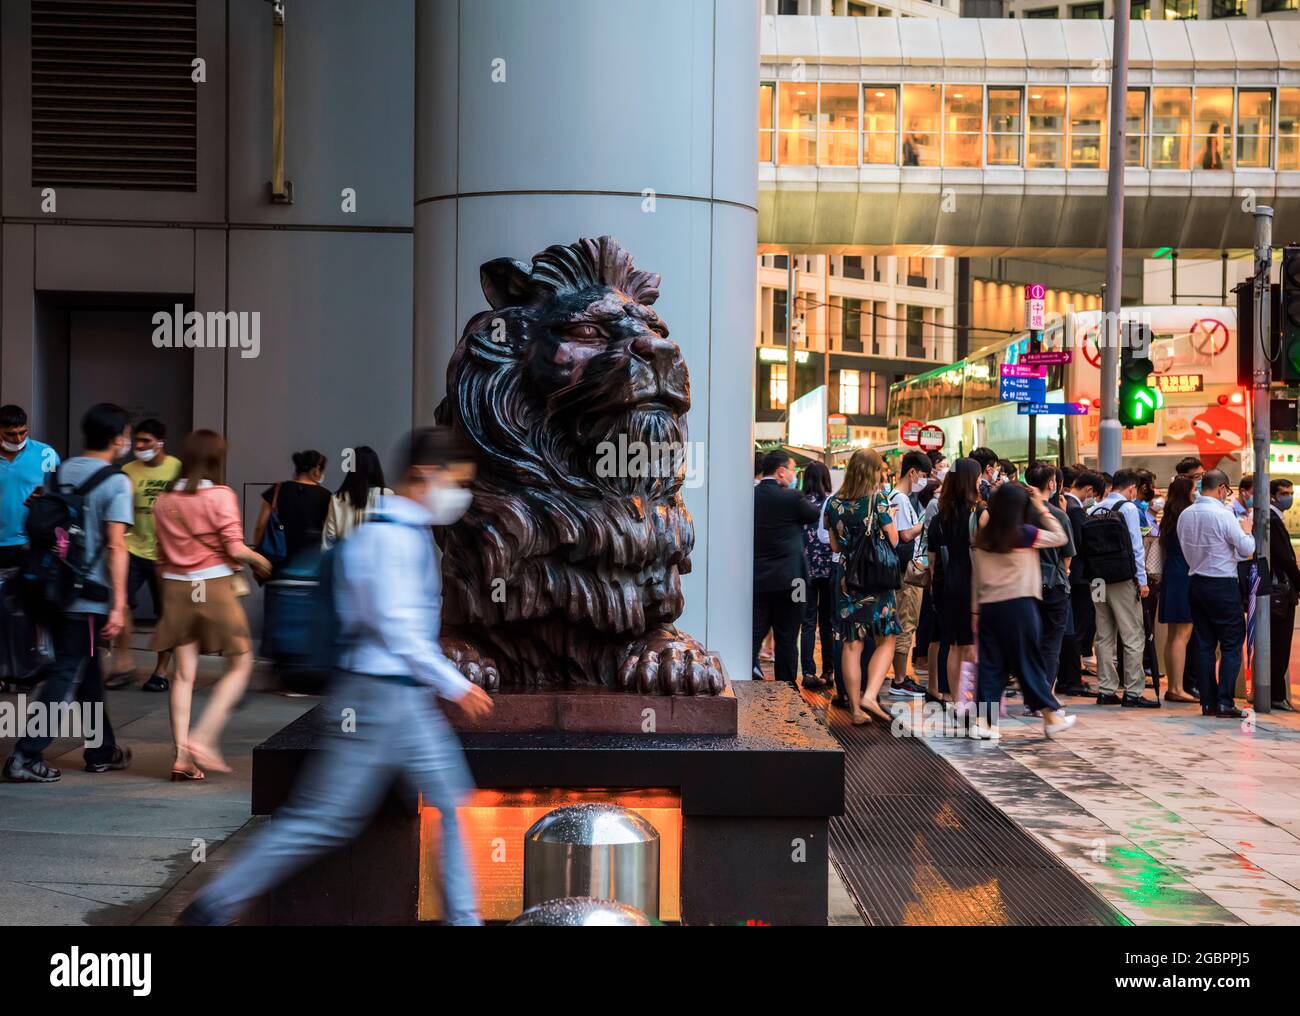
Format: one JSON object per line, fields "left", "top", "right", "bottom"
{"left": 509, "top": 897, "right": 652, "bottom": 927}
{"left": 522, "top": 804, "right": 660, "bottom": 919}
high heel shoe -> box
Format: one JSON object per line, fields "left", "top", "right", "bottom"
{"left": 170, "top": 766, "right": 205, "bottom": 782}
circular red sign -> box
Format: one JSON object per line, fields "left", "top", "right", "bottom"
{"left": 1082, "top": 326, "right": 1102, "bottom": 368}
{"left": 901, "top": 419, "right": 923, "bottom": 446}
{"left": 918, "top": 424, "right": 945, "bottom": 452}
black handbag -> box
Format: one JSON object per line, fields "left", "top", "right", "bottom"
{"left": 844, "top": 498, "right": 901, "bottom": 598}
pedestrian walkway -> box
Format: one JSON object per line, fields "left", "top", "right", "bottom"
{"left": 0, "top": 651, "right": 314, "bottom": 925}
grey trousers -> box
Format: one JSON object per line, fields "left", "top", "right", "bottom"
{"left": 195, "top": 671, "right": 479, "bottom": 925}
{"left": 1093, "top": 580, "right": 1146, "bottom": 698}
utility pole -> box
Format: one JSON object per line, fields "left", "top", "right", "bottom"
{"left": 784, "top": 254, "right": 798, "bottom": 443}
{"left": 1251, "top": 207, "right": 1273, "bottom": 713}
{"left": 1099, "top": 3, "right": 1130, "bottom": 475}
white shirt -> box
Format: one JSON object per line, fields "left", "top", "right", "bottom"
{"left": 334, "top": 494, "right": 472, "bottom": 701}
{"left": 1177, "top": 496, "right": 1255, "bottom": 579}
{"left": 1088, "top": 492, "right": 1148, "bottom": 586}
{"left": 890, "top": 488, "right": 920, "bottom": 559}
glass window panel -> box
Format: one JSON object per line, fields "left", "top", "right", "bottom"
{"left": 1126, "top": 88, "right": 1147, "bottom": 167}
{"left": 758, "top": 82, "right": 774, "bottom": 162}
{"left": 1237, "top": 89, "right": 1273, "bottom": 169}
{"left": 902, "top": 84, "right": 941, "bottom": 166}
{"left": 943, "top": 86, "right": 982, "bottom": 167}
{"left": 818, "top": 83, "right": 859, "bottom": 165}
{"left": 1151, "top": 87, "right": 1191, "bottom": 170}
{"left": 863, "top": 86, "right": 898, "bottom": 164}
{"left": 839, "top": 369, "right": 861, "bottom": 414}
{"left": 777, "top": 82, "right": 817, "bottom": 165}
{"left": 1193, "top": 88, "right": 1233, "bottom": 169}
{"left": 1027, "top": 87, "right": 1066, "bottom": 169}
{"left": 1281, "top": 89, "right": 1300, "bottom": 170}
{"left": 1165, "top": 0, "right": 1197, "bottom": 15}
{"left": 1068, "top": 86, "right": 1107, "bottom": 169}
{"left": 987, "top": 87, "right": 1022, "bottom": 166}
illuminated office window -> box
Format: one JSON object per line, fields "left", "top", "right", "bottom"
{"left": 1069, "top": 87, "right": 1107, "bottom": 168}
{"left": 1071, "top": 2, "right": 1103, "bottom": 15}
{"left": 769, "top": 362, "right": 788, "bottom": 410}
{"left": 902, "top": 84, "right": 941, "bottom": 167}
{"left": 1236, "top": 90, "right": 1272, "bottom": 168}
{"left": 986, "top": 87, "right": 1023, "bottom": 166}
{"left": 1281, "top": 89, "right": 1300, "bottom": 170}
{"left": 1263, "top": 0, "right": 1299, "bottom": 10}
{"left": 1212, "top": 0, "right": 1247, "bottom": 13}
{"left": 1126, "top": 88, "right": 1147, "bottom": 167}
{"left": 1132, "top": 0, "right": 1153, "bottom": 16}
{"left": 1165, "top": 0, "right": 1197, "bottom": 14}
{"left": 1027, "top": 87, "right": 1066, "bottom": 168}
{"left": 759, "top": 82, "right": 774, "bottom": 162}
{"left": 943, "top": 86, "right": 982, "bottom": 167}
{"left": 1193, "top": 88, "right": 1233, "bottom": 170}
{"left": 819, "top": 83, "right": 860, "bottom": 165}
{"left": 863, "top": 86, "right": 898, "bottom": 164}
{"left": 1151, "top": 88, "right": 1192, "bottom": 170}
{"left": 777, "top": 83, "right": 817, "bottom": 165}
{"left": 839, "top": 369, "right": 861, "bottom": 414}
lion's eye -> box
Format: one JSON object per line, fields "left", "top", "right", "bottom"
{"left": 565, "top": 324, "right": 606, "bottom": 341}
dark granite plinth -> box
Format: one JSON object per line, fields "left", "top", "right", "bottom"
{"left": 250, "top": 681, "right": 843, "bottom": 925}
{"left": 447, "top": 680, "right": 737, "bottom": 735}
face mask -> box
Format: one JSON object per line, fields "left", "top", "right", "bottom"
{"left": 1137, "top": 499, "right": 1149, "bottom": 511}
{"left": 936, "top": 467, "right": 949, "bottom": 483}
{"left": 113, "top": 438, "right": 131, "bottom": 462}
{"left": 1195, "top": 480, "right": 1203, "bottom": 495}
{"left": 913, "top": 477, "right": 928, "bottom": 493}
{"left": 1, "top": 438, "right": 26, "bottom": 453}
{"left": 1152, "top": 497, "right": 1165, "bottom": 513}
{"left": 1245, "top": 496, "right": 1254, "bottom": 508}
{"left": 1278, "top": 495, "right": 1295, "bottom": 512}
{"left": 134, "top": 447, "right": 157, "bottom": 463}
{"left": 424, "top": 483, "right": 472, "bottom": 525}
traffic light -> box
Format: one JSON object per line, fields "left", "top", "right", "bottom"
{"left": 1118, "top": 323, "right": 1161, "bottom": 428}
{"left": 1281, "top": 244, "right": 1300, "bottom": 384}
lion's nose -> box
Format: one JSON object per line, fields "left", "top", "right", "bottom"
{"left": 630, "top": 331, "right": 679, "bottom": 367}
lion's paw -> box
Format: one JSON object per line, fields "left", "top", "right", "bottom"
{"left": 615, "top": 628, "right": 724, "bottom": 696}
{"left": 441, "top": 637, "right": 500, "bottom": 691}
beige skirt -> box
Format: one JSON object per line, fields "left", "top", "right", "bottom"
{"left": 151, "top": 575, "right": 252, "bottom": 656}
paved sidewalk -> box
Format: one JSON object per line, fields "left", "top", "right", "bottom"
{"left": 906, "top": 696, "right": 1300, "bottom": 926}
{"left": 0, "top": 652, "right": 315, "bottom": 925}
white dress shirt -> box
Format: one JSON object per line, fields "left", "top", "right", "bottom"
{"left": 1177, "top": 496, "right": 1255, "bottom": 579}
{"left": 333, "top": 493, "right": 472, "bottom": 700}
{"left": 1088, "top": 492, "right": 1148, "bottom": 586}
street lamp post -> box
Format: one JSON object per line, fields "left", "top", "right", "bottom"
{"left": 1099, "top": 3, "right": 1130, "bottom": 476}
{"left": 1251, "top": 207, "right": 1273, "bottom": 713}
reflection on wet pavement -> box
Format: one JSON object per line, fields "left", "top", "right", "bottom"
{"left": 909, "top": 698, "right": 1300, "bottom": 926}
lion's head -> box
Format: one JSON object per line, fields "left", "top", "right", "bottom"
{"left": 434, "top": 237, "right": 696, "bottom": 677}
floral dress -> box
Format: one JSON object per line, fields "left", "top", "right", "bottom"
{"left": 802, "top": 492, "right": 832, "bottom": 581}
{"left": 827, "top": 491, "right": 902, "bottom": 642}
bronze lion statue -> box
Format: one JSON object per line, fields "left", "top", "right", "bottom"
{"left": 432, "top": 236, "right": 725, "bottom": 696}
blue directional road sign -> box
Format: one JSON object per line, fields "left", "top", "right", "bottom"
{"left": 1017, "top": 401, "right": 1089, "bottom": 416}
{"left": 998, "top": 376, "right": 1047, "bottom": 402}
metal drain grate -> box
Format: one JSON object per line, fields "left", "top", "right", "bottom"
{"left": 823, "top": 705, "right": 1127, "bottom": 926}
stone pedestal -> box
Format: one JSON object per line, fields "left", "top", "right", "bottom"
{"left": 250, "top": 681, "right": 843, "bottom": 926}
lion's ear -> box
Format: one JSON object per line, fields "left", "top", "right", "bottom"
{"left": 480, "top": 258, "right": 536, "bottom": 310}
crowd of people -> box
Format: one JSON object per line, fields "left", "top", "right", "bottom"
{"left": 753, "top": 443, "right": 1297, "bottom": 737}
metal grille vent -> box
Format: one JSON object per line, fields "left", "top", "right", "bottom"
{"left": 31, "top": 0, "right": 198, "bottom": 191}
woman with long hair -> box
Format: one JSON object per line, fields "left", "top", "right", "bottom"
{"left": 971, "top": 481, "right": 1075, "bottom": 738}
{"left": 322, "top": 445, "right": 391, "bottom": 547}
{"left": 826, "top": 448, "right": 900, "bottom": 725}
{"left": 1158, "top": 475, "right": 1199, "bottom": 703}
{"left": 799, "top": 462, "right": 836, "bottom": 690}
{"left": 928, "top": 458, "right": 982, "bottom": 702}
{"left": 152, "top": 431, "right": 272, "bottom": 778}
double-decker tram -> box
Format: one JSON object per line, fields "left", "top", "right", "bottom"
{"left": 887, "top": 305, "right": 1249, "bottom": 484}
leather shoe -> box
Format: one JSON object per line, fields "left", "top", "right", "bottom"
{"left": 1272, "top": 701, "right": 1297, "bottom": 712}
{"left": 1215, "top": 706, "right": 1245, "bottom": 719}
{"left": 1122, "top": 695, "right": 1160, "bottom": 709}
{"left": 1096, "top": 693, "right": 1122, "bottom": 705}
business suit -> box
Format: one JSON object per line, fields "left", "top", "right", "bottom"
{"left": 1271, "top": 506, "right": 1299, "bottom": 706}
{"left": 754, "top": 477, "right": 821, "bottom": 684}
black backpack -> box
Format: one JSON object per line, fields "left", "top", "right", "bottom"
{"left": 844, "top": 502, "right": 901, "bottom": 598}
{"left": 19, "top": 463, "right": 121, "bottom": 621}
{"left": 1081, "top": 498, "right": 1137, "bottom": 584}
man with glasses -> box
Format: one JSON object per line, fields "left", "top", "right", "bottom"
{"left": 1177, "top": 468, "right": 1254, "bottom": 719}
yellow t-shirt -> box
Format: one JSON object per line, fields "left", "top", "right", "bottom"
{"left": 123, "top": 455, "right": 182, "bottom": 560}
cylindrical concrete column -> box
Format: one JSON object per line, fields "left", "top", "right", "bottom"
{"left": 414, "top": 0, "right": 757, "bottom": 679}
